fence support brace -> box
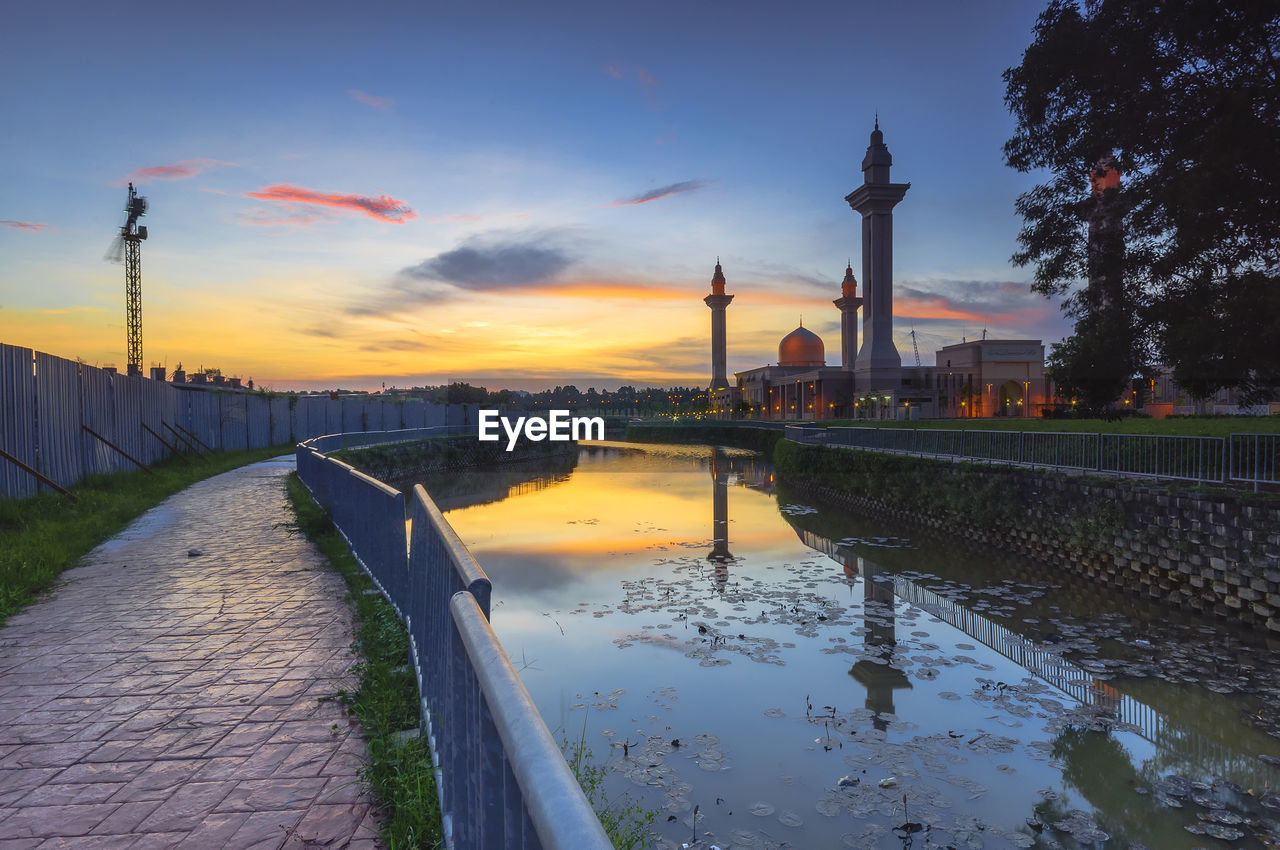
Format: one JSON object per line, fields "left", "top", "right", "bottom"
{"left": 0, "top": 447, "right": 75, "bottom": 499}
{"left": 172, "top": 422, "right": 213, "bottom": 453}
{"left": 142, "top": 423, "right": 189, "bottom": 464}
{"left": 81, "top": 425, "right": 153, "bottom": 475}
{"left": 162, "top": 421, "right": 200, "bottom": 454}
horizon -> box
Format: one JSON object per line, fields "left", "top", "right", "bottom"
{"left": 1, "top": 0, "right": 1073, "bottom": 394}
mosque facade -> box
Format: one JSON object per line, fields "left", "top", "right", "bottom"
{"left": 705, "top": 122, "right": 1052, "bottom": 421}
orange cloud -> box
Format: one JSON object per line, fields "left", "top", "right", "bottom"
{"left": 1, "top": 219, "right": 50, "bottom": 232}
{"left": 114, "top": 158, "right": 236, "bottom": 186}
{"left": 348, "top": 89, "right": 394, "bottom": 110}
{"left": 245, "top": 184, "right": 417, "bottom": 223}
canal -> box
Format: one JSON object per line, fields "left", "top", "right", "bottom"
{"left": 412, "top": 441, "right": 1280, "bottom": 849}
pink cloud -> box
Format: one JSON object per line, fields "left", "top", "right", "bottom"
{"left": 1, "top": 219, "right": 51, "bottom": 232}
{"left": 114, "top": 158, "right": 236, "bottom": 186}
{"left": 245, "top": 184, "right": 417, "bottom": 223}
{"left": 612, "top": 179, "right": 707, "bottom": 207}
{"left": 603, "top": 63, "right": 624, "bottom": 79}
{"left": 348, "top": 89, "right": 394, "bottom": 110}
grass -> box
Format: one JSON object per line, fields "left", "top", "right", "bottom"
{"left": 0, "top": 444, "right": 292, "bottom": 626}
{"left": 815, "top": 414, "right": 1280, "bottom": 437}
{"left": 284, "top": 473, "right": 444, "bottom": 850}
{"left": 561, "top": 716, "right": 657, "bottom": 849}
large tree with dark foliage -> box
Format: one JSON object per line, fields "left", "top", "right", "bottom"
{"left": 1004, "top": 0, "right": 1280, "bottom": 407}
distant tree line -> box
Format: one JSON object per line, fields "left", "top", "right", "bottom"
{"left": 413, "top": 382, "right": 710, "bottom": 414}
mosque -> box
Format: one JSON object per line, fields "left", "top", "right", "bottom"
{"left": 706, "top": 121, "right": 1052, "bottom": 421}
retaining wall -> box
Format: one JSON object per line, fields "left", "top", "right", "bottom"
{"left": 775, "top": 440, "right": 1280, "bottom": 634}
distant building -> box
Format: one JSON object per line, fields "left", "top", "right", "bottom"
{"left": 710, "top": 122, "right": 1052, "bottom": 420}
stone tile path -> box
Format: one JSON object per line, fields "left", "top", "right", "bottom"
{"left": 0, "top": 459, "right": 382, "bottom": 849}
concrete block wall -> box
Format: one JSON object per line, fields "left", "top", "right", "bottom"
{"left": 789, "top": 461, "right": 1280, "bottom": 634}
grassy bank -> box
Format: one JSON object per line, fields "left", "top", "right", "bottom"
{"left": 284, "top": 473, "right": 443, "bottom": 850}
{"left": 0, "top": 444, "right": 291, "bottom": 626}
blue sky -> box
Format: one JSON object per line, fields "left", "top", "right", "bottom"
{"left": 0, "top": 0, "right": 1069, "bottom": 391}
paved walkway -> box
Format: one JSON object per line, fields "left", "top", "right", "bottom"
{"left": 0, "top": 459, "right": 381, "bottom": 849}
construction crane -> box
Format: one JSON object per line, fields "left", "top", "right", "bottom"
{"left": 910, "top": 327, "right": 922, "bottom": 367}
{"left": 106, "top": 183, "right": 149, "bottom": 376}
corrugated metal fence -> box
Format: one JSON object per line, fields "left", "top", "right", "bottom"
{"left": 297, "top": 431, "right": 612, "bottom": 849}
{"left": 0, "top": 343, "right": 476, "bottom": 499}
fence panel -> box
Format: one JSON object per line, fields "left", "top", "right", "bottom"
{"left": 187, "top": 391, "right": 222, "bottom": 450}
{"left": 425, "top": 403, "right": 449, "bottom": 427}
{"left": 33, "top": 352, "right": 82, "bottom": 489}
{"left": 0, "top": 344, "right": 37, "bottom": 498}
{"left": 139, "top": 377, "right": 168, "bottom": 465}
{"left": 110, "top": 376, "right": 145, "bottom": 469}
{"left": 403, "top": 400, "right": 427, "bottom": 429}
{"left": 362, "top": 401, "right": 381, "bottom": 433}
{"left": 219, "top": 394, "right": 248, "bottom": 451}
{"left": 341, "top": 399, "right": 363, "bottom": 434}
{"left": 80, "top": 365, "right": 119, "bottom": 475}
{"left": 1230, "top": 434, "right": 1280, "bottom": 489}
{"left": 325, "top": 398, "right": 342, "bottom": 435}
{"left": 382, "top": 402, "right": 403, "bottom": 432}
{"left": 270, "top": 396, "right": 292, "bottom": 445}
{"left": 1101, "top": 434, "right": 1225, "bottom": 482}
{"left": 802, "top": 425, "right": 1256, "bottom": 487}
{"left": 247, "top": 396, "right": 271, "bottom": 449}
{"left": 452, "top": 591, "right": 611, "bottom": 848}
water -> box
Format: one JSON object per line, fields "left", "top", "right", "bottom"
{"left": 413, "top": 441, "right": 1280, "bottom": 849}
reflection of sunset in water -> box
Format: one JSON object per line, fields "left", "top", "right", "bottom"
{"left": 442, "top": 443, "right": 790, "bottom": 567}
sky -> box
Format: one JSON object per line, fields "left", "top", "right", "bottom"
{"left": 0, "top": 0, "right": 1072, "bottom": 392}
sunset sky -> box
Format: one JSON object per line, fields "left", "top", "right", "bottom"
{"left": 1, "top": 0, "right": 1069, "bottom": 392}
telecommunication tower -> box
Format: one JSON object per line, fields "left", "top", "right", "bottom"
{"left": 106, "top": 183, "right": 149, "bottom": 376}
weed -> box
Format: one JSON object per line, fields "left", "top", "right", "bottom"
{"left": 562, "top": 715, "right": 658, "bottom": 849}
{"left": 285, "top": 473, "right": 443, "bottom": 849}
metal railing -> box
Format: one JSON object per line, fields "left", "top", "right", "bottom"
{"left": 296, "top": 431, "right": 611, "bottom": 850}
{"left": 1230, "top": 434, "right": 1280, "bottom": 491}
{"left": 790, "top": 426, "right": 1278, "bottom": 488}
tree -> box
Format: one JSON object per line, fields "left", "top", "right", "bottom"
{"left": 1004, "top": 0, "right": 1280, "bottom": 404}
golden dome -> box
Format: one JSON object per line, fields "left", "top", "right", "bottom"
{"left": 778, "top": 324, "right": 825, "bottom": 367}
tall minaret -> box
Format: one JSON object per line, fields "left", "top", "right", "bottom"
{"left": 833, "top": 261, "right": 863, "bottom": 371}
{"left": 704, "top": 259, "right": 734, "bottom": 393}
{"left": 845, "top": 119, "right": 909, "bottom": 392}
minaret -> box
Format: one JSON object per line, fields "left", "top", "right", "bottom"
{"left": 845, "top": 119, "right": 909, "bottom": 392}
{"left": 708, "top": 447, "right": 733, "bottom": 565}
{"left": 704, "top": 259, "right": 734, "bottom": 393}
{"left": 833, "top": 261, "right": 863, "bottom": 371}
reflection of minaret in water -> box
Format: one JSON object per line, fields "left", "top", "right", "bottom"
{"left": 848, "top": 555, "right": 912, "bottom": 730}
{"left": 708, "top": 447, "right": 733, "bottom": 593}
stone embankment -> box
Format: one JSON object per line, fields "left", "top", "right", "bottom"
{"left": 772, "top": 439, "right": 1280, "bottom": 635}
